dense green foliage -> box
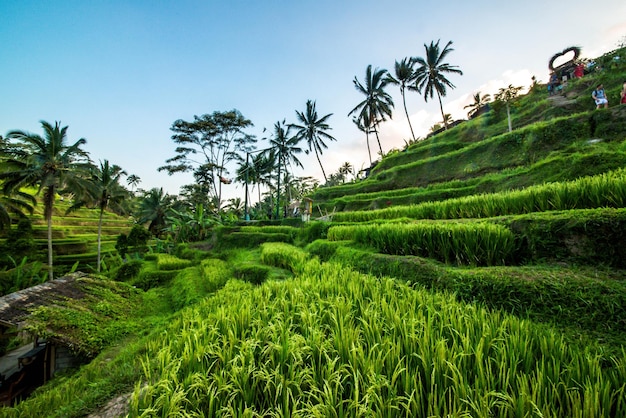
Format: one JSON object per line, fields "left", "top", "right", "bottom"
{"left": 328, "top": 222, "right": 516, "bottom": 266}
{"left": 2, "top": 47, "right": 626, "bottom": 418}
{"left": 124, "top": 251, "right": 625, "bottom": 417}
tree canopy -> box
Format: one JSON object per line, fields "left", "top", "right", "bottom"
{"left": 159, "top": 110, "right": 256, "bottom": 211}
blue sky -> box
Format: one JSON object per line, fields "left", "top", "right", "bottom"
{"left": 1, "top": 0, "right": 625, "bottom": 202}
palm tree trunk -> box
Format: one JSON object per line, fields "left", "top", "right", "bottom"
{"left": 374, "top": 126, "right": 383, "bottom": 157}
{"left": 401, "top": 88, "right": 416, "bottom": 141}
{"left": 47, "top": 213, "right": 53, "bottom": 280}
{"left": 275, "top": 156, "right": 281, "bottom": 219}
{"left": 365, "top": 130, "right": 372, "bottom": 165}
{"left": 44, "top": 186, "right": 54, "bottom": 281}
{"left": 315, "top": 148, "right": 328, "bottom": 182}
{"left": 97, "top": 207, "right": 103, "bottom": 272}
{"left": 217, "top": 172, "right": 223, "bottom": 212}
{"left": 437, "top": 93, "right": 448, "bottom": 130}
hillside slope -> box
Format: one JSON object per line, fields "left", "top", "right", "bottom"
{"left": 308, "top": 48, "right": 626, "bottom": 213}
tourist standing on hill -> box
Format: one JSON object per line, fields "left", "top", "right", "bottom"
{"left": 592, "top": 84, "right": 609, "bottom": 109}
{"left": 548, "top": 73, "right": 559, "bottom": 96}
{"left": 574, "top": 62, "right": 584, "bottom": 78}
{"left": 621, "top": 81, "right": 626, "bottom": 104}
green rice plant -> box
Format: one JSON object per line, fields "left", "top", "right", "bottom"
{"left": 259, "top": 242, "right": 308, "bottom": 273}
{"left": 132, "top": 262, "right": 178, "bottom": 290}
{"left": 124, "top": 259, "right": 626, "bottom": 417}
{"left": 199, "top": 258, "right": 231, "bottom": 293}
{"left": 232, "top": 264, "right": 271, "bottom": 285}
{"left": 155, "top": 253, "right": 192, "bottom": 271}
{"left": 328, "top": 222, "right": 516, "bottom": 266}
{"left": 168, "top": 260, "right": 231, "bottom": 311}
{"left": 333, "top": 168, "right": 626, "bottom": 223}
{"left": 240, "top": 225, "right": 298, "bottom": 235}
{"left": 305, "top": 239, "right": 347, "bottom": 262}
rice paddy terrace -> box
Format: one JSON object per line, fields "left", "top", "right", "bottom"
{"left": 4, "top": 50, "right": 626, "bottom": 416}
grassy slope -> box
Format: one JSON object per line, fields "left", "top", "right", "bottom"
{"left": 3, "top": 49, "right": 626, "bottom": 416}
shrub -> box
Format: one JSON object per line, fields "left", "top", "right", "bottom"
{"left": 220, "top": 232, "right": 293, "bottom": 249}
{"left": 113, "top": 259, "right": 144, "bottom": 282}
{"left": 232, "top": 264, "right": 270, "bottom": 285}
{"left": 200, "top": 258, "right": 231, "bottom": 293}
{"left": 305, "top": 239, "right": 346, "bottom": 262}
{"left": 296, "top": 221, "right": 332, "bottom": 245}
{"left": 132, "top": 265, "right": 178, "bottom": 291}
{"left": 156, "top": 254, "right": 192, "bottom": 271}
{"left": 260, "top": 242, "right": 308, "bottom": 273}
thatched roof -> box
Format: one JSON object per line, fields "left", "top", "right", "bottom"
{"left": 0, "top": 272, "right": 88, "bottom": 329}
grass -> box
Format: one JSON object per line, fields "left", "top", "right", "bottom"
{"left": 124, "top": 255, "right": 626, "bottom": 416}
{"left": 2, "top": 47, "right": 626, "bottom": 417}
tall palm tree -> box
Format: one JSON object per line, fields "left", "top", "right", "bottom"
{"left": 495, "top": 84, "right": 524, "bottom": 132}
{"left": 291, "top": 100, "right": 336, "bottom": 183}
{"left": 387, "top": 58, "right": 417, "bottom": 141}
{"left": 464, "top": 92, "right": 491, "bottom": 118}
{"left": 349, "top": 65, "right": 394, "bottom": 157}
{"left": 413, "top": 40, "right": 463, "bottom": 130}
{"left": 339, "top": 162, "right": 354, "bottom": 183}
{"left": 68, "top": 160, "right": 129, "bottom": 272}
{"left": 1, "top": 121, "right": 91, "bottom": 280}
{"left": 269, "top": 120, "right": 303, "bottom": 218}
{"left": 126, "top": 174, "right": 141, "bottom": 192}
{"left": 137, "top": 187, "right": 175, "bottom": 236}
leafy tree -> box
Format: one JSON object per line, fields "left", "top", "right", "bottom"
{"left": 165, "top": 204, "right": 217, "bottom": 243}
{"left": 68, "top": 160, "right": 129, "bottom": 272}
{"left": 136, "top": 187, "right": 175, "bottom": 236}
{"left": 159, "top": 110, "right": 256, "bottom": 211}
{"left": 269, "top": 120, "right": 303, "bottom": 218}
{"left": 464, "top": 92, "right": 491, "bottom": 118}
{"left": 1, "top": 121, "right": 91, "bottom": 279}
{"left": 349, "top": 65, "right": 394, "bottom": 158}
{"left": 387, "top": 58, "right": 417, "bottom": 141}
{"left": 224, "top": 198, "right": 244, "bottom": 218}
{"left": 0, "top": 218, "right": 37, "bottom": 268}
{"left": 495, "top": 84, "right": 524, "bottom": 132}
{"left": 116, "top": 224, "right": 152, "bottom": 258}
{"left": 413, "top": 40, "right": 463, "bottom": 130}
{"left": 291, "top": 100, "right": 336, "bottom": 182}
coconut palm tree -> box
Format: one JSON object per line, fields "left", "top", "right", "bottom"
{"left": 495, "top": 84, "right": 524, "bottom": 132}
{"left": 349, "top": 65, "right": 394, "bottom": 157}
{"left": 126, "top": 174, "right": 141, "bottom": 192}
{"left": 387, "top": 58, "right": 417, "bottom": 141}
{"left": 339, "top": 162, "right": 354, "bottom": 183}
{"left": 68, "top": 160, "right": 129, "bottom": 272}
{"left": 137, "top": 187, "right": 175, "bottom": 236}
{"left": 1, "top": 121, "right": 91, "bottom": 280}
{"left": 413, "top": 40, "right": 463, "bottom": 130}
{"left": 464, "top": 92, "right": 491, "bottom": 118}
{"left": 291, "top": 100, "right": 336, "bottom": 183}
{"left": 269, "top": 120, "right": 303, "bottom": 218}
